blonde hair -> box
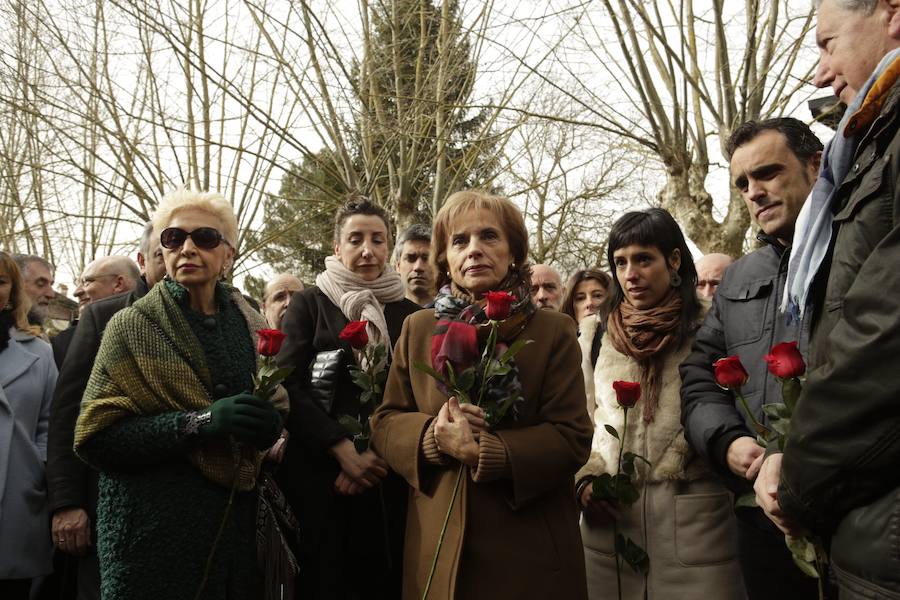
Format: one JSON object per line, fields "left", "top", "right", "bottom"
{"left": 431, "top": 190, "right": 530, "bottom": 291}
{"left": 0, "top": 251, "right": 41, "bottom": 336}
{"left": 151, "top": 189, "right": 239, "bottom": 248}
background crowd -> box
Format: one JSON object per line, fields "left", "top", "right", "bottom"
{"left": 1, "top": 1, "right": 899, "bottom": 599}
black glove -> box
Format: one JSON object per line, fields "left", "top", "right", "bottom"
{"left": 199, "top": 393, "right": 282, "bottom": 450}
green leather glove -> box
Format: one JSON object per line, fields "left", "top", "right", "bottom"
{"left": 199, "top": 393, "right": 282, "bottom": 450}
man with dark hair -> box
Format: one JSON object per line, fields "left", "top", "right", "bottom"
{"left": 393, "top": 223, "right": 433, "bottom": 306}
{"left": 680, "top": 117, "right": 823, "bottom": 599}
{"left": 12, "top": 253, "right": 55, "bottom": 328}
{"left": 46, "top": 225, "right": 160, "bottom": 600}
{"left": 753, "top": 1, "right": 900, "bottom": 597}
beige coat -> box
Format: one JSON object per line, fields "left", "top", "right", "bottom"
{"left": 576, "top": 324, "right": 746, "bottom": 600}
{"left": 371, "top": 309, "right": 593, "bottom": 600}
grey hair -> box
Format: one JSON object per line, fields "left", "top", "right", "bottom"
{"left": 139, "top": 221, "right": 154, "bottom": 256}
{"left": 816, "top": 0, "right": 878, "bottom": 13}
{"left": 12, "top": 253, "right": 54, "bottom": 276}
{"left": 393, "top": 223, "right": 432, "bottom": 263}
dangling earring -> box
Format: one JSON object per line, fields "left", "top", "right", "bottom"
{"left": 669, "top": 269, "right": 682, "bottom": 287}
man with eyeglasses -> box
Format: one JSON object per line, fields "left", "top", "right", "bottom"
{"left": 77, "top": 256, "right": 141, "bottom": 307}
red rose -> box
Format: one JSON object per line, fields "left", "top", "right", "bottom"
{"left": 256, "top": 329, "right": 287, "bottom": 357}
{"left": 485, "top": 291, "right": 516, "bottom": 321}
{"left": 612, "top": 380, "right": 641, "bottom": 408}
{"left": 764, "top": 341, "right": 806, "bottom": 379}
{"left": 714, "top": 355, "right": 749, "bottom": 389}
{"left": 339, "top": 320, "right": 369, "bottom": 349}
{"left": 431, "top": 320, "right": 479, "bottom": 379}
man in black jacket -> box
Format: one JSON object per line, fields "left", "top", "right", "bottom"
{"left": 45, "top": 224, "right": 164, "bottom": 600}
{"left": 754, "top": 1, "right": 900, "bottom": 597}
{"left": 680, "top": 118, "right": 822, "bottom": 599}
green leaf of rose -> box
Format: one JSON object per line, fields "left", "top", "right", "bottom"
{"left": 498, "top": 338, "right": 533, "bottom": 364}
{"left": 762, "top": 403, "right": 791, "bottom": 420}
{"left": 616, "top": 535, "right": 650, "bottom": 574}
{"left": 455, "top": 367, "right": 476, "bottom": 393}
{"left": 768, "top": 418, "right": 790, "bottom": 437}
{"left": 592, "top": 473, "right": 617, "bottom": 502}
{"left": 734, "top": 493, "right": 758, "bottom": 508}
{"left": 623, "top": 451, "right": 650, "bottom": 466}
{"left": 491, "top": 362, "right": 512, "bottom": 377}
{"left": 782, "top": 377, "right": 802, "bottom": 413}
{"left": 612, "top": 474, "right": 640, "bottom": 505}
{"left": 337, "top": 415, "right": 365, "bottom": 435}
{"left": 454, "top": 389, "right": 472, "bottom": 404}
{"left": 413, "top": 361, "right": 449, "bottom": 387}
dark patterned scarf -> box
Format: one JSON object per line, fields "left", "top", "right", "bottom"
{"left": 430, "top": 273, "right": 535, "bottom": 424}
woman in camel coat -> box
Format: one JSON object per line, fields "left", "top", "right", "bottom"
{"left": 371, "top": 191, "right": 593, "bottom": 599}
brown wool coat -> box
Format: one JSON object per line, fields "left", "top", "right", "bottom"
{"left": 371, "top": 309, "right": 593, "bottom": 600}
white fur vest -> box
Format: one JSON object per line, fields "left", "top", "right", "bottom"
{"left": 576, "top": 304, "right": 710, "bottom": 484}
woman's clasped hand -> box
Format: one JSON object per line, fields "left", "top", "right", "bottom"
{"left": 329, "top": 438, "right": 389, "bottom": 494}
{"left": 433, "top": 397, "right": 486, "bottom": 467}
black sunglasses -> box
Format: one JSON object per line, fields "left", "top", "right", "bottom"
{"left": 160, "top": 227, "right": 227, "bottom": 250}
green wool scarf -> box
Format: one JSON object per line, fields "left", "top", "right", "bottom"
{"left": 74, "top": 281, "right": 288, "bottom": 491}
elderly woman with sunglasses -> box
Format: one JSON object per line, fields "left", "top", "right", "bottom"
{"left": 74, "top": 189, "right": 288, "bottom": 600}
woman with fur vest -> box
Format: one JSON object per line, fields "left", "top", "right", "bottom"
{"left": 575, "top": 208, "right": 745, "bottom": 599}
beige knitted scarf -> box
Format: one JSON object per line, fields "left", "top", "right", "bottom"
{"left": 315, "top": 256, "right": 405, "bottom": 356}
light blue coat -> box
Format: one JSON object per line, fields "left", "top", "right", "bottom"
{"left": 0, "top": 327, "right": 57, "bottom": 578}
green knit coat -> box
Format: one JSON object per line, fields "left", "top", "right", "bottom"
{"left": 75, "top": 281, "right": 285, "bottom": 600}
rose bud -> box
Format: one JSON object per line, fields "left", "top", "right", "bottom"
{"left": 256, "top": 329, "right": 287, "bottom": 357}
{"left": 484, "top": 291, "right": 516, "bottom": 321}
{"left": 339, "top": 320, "right": 369, "bottom": 350}
{"left": 764, "top": 341, "right": 806, "bottom": 379}
{"left": 612, "top": 380, "right": 641, "bottom": 408}
{"left": 714, "top": 355, "right": 749, "bottom": 389}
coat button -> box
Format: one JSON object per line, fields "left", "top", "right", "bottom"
{"left": 214, "top": 383, "right": 228, "bottom": 398}
{"left": 853, "top": 163, "right": 860, "bottom": 172}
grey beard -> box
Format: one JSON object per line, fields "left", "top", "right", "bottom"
{"left": 27, "top": 304, "right": 48, "bottom": 325}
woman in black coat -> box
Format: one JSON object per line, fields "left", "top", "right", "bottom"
{"left": 275, "top": 196, "right": 421, "bottom": 599}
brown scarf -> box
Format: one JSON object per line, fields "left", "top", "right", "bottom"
{"left": 606, "top": 289, "right": 682, "bottom": 422}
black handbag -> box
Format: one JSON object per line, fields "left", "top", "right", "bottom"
{"left": 308, "top": 348, "right": 345, "bottom": 414}
{"left": 256, "top": 469, "right": 299, "bottom": 600}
